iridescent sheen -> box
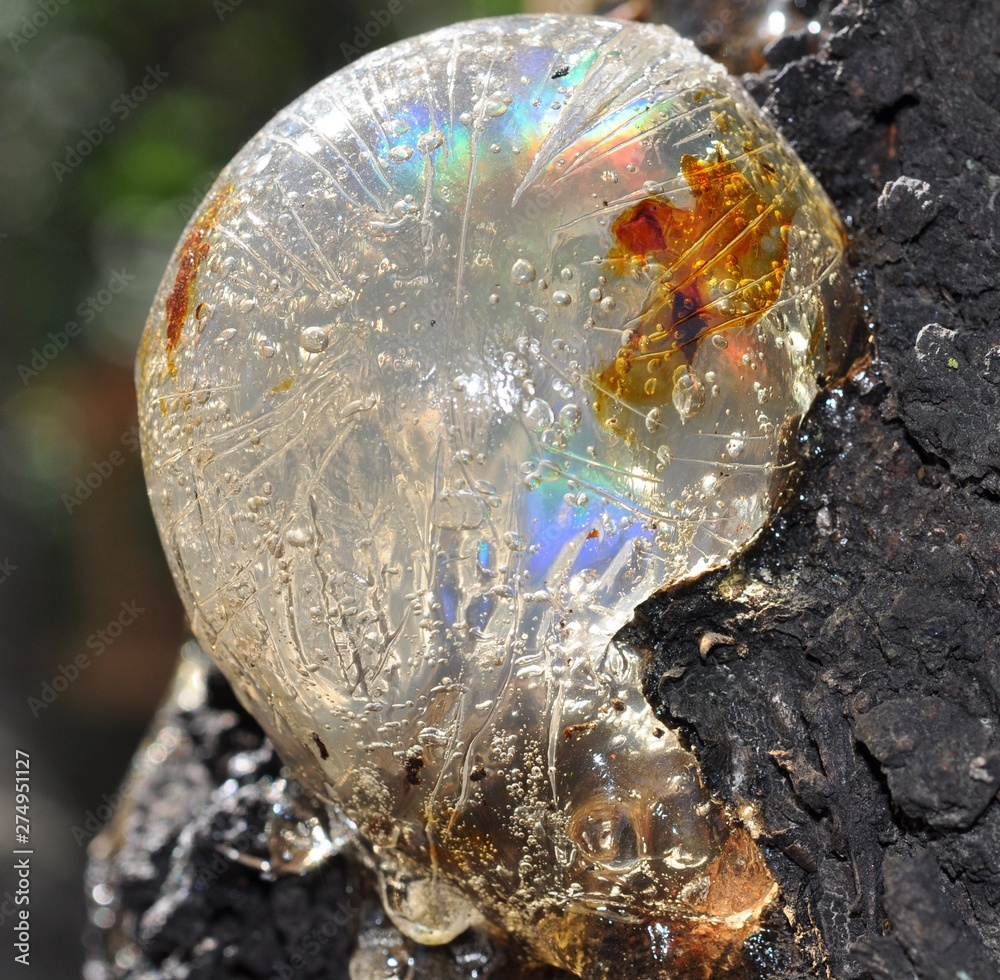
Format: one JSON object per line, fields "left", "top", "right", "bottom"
{"left": 137, "top": 14, "right": 854, "bottom": 977}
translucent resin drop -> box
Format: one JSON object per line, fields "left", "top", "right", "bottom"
{"left": 137, "top": 14, "right": 854, "bottom": 977}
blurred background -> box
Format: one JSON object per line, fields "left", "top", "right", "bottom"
{"left": 0, "top": 0, "right": 816, "bottom": 975}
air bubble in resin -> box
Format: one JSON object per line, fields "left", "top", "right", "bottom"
{"left": 137, "top": 14, "right": 856, "bottom": 979}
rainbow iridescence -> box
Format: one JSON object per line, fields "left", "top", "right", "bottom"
{"left": 138, "top": 15, "right": 853, "bottom": 978}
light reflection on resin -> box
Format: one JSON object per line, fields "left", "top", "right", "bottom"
{"left": 137, "top": 14, "right": 854, "bottom": 977}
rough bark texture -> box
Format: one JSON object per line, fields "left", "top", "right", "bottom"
{"left": 85, "top": 1, "right": 1000, "bottom": 977}
{"left": 652, "top": 0, "right": 1000, "bottom": 973}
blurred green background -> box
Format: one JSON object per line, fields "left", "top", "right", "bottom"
{"left": 0, "top": 0, "right": 800, "bottom": 974}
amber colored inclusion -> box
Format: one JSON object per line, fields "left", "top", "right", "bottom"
{"left": 163, "top": 184, "right": 233, "bottom": 374}
{"left": 594, "top": 148, "right": 790, "bottom": 427}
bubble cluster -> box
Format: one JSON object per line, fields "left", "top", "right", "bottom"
{"left": 138, "top": 14, "right": 854, "bottom": 978}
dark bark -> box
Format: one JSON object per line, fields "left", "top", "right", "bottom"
{"left": 85, "top": 1, "right": 1000, "bottom": 977}
{"left": 647, "top": 0, "right": 1000, "bottom": 973}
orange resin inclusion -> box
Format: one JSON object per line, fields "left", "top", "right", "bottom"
{"left": 595, "top": 149, "right": 790, "bottom": 427}
{"left": 163, "top": 184, "right": 233, "bottom": 374}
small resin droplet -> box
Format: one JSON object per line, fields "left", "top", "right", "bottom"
{"left": 284, "top": 524, "right": 315, "bottom": 547}
{"left": 503, "top": 531, "right": 527, "bottom": 551}
{"left": 416, "top": 131, "right": 444, "bottom": 153}
{"left": 299, "top": 326, "right": 328, "bottom": 353}
{"left": 672, "top": 366, "right": 706, "bottom": 421}
{"left": 559, "top": 404, "right": 582, "bottom": 430}
{"left": 511, "top": 258, "right": 536, "bottom": 284}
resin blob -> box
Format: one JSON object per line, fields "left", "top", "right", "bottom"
{"left": 137, "top": 14, "right": 854, "bottom": 977}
